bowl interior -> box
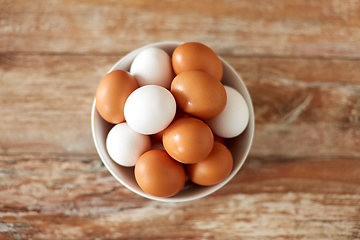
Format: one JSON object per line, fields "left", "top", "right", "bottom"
{"left": 91, "top": 41, "right": 255, "bottom": 202}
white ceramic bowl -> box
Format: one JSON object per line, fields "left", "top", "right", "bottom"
{"left": 91, "top": 41, "right": 255, "bottom": 202}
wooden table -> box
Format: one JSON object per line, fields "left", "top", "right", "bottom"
{"left": 1, "top": 1, "right": 360, "bottom": 239}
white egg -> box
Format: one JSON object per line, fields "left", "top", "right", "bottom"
{"left": 106, "top": 122, "right": 151, "bottom": 167}
{"left": 130, "top": 47, "right": 174, "bottom": 89}
{"left": 124, "top": 85, "right": 177, "bottom": 135}
{"left": 206, "top": 85, "right": 249, "bottom": 138}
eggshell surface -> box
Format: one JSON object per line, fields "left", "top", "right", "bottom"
{"left": 186, "top": 142, "right": 233, "bottom": 186}
{"left": 172, "top": 42, "right": 223, "bottom": 81}
{"left": 171, "top": 71, "right": 227, "bottom": 120}
{"left": 163, "top": 117, "right": 214, "bottom": 164}
{"left": 135, "top": 149, "right": 186, "bottom": 197}
{"left": 130, "top": 47, "right": 174, "bottom": 89}
{"left": 206, "top": 85, "right": 250, "bottom": 138}
{"left": 106, "top": 122, "right": 151, "bottom": 167}
{"left": 124, "top": 85, "right": 177, "bottom": 135}
{"left": 96, "top": 70, "right": 138, "bottom": 124}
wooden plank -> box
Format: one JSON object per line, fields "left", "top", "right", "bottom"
{"left": 0, "top": 154, "right": 359, "bottom": 239}
{"left": 1, "top": 54, "right": 360, "bottom": 158}
{"left": 0, "top": 54, "right": 118, "bottom": 154}
{"left": 232, "top": 57, "right": 360, "bottom": 158}
{"left": 1, "top": 0, "right": 360, "bottom": 57}
{"left": 1, "top": 1, "right": 359, "bottom": 239}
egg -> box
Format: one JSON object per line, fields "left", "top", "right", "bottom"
{"left": 135, "top": 149, "right": 186, "bottom": 197}
{"left": 130, "top": 47, "right": 174, "bottom": 89}
{"left": 124, "top": 85, "right": 177, "bottom": 135}
{"left": 172, "top": 42, "right": 223, "bottom": 81}
{"left": 96, "top": 70, "right": 138, "bottom": 124}
{"left": 151, "top": 108, "right": 188, "bottom": 142}
{"left": 186, "top": 142, "right": 233, "bottom": 186}
{"left": 171, "top": 71, "right": 227, "bottom": 120}
{"left": 106, "top": 122, "right": 151, "bottom": 167}
{"left": 163, "top": 117, "right": 214, "bottom": 164}
{"left": 206, "top": 85, "right": 249, "bottom": 138}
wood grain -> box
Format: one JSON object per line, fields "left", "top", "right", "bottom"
{"left": 0, "top": 154, "right": 359, "bottom": 240}
{"left": 0, "top": 54, "right": 113, "bottom": 154}
{"left": 1, "top": 54, "right": 360, "bottom": 158}
{"left": 1, "top": 0, "right": 360, "bottom": 57}
{"left": 233, "top": 57, "right": 360, "bottom": 158}
{"left": 1, "top": 0, "right": 360, "bottom": 239}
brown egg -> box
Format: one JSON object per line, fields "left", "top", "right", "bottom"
{"left": 135, "top": 149, "right": 186, "bottom": 198}
{"left": 186, "top": 142, "right": 233, "bottom": 186}
{"left": 171, "top": 71, "right": 227, "bottom": 120}
{"left": 163, "top": 117, "right": 214, "bottom": 164}
{"left": 96, "top": 70, "right": 138, "bottom": 124}
{"left": 172, "top": 42, "right": 223, "bottom": 81}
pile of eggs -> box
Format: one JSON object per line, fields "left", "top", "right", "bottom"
{"left": 95, "top": 42, "right": 249, "bottom": 198}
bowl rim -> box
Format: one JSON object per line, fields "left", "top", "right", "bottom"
{"left": 91, "top": 41, "right": 255, "bottom": 202}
